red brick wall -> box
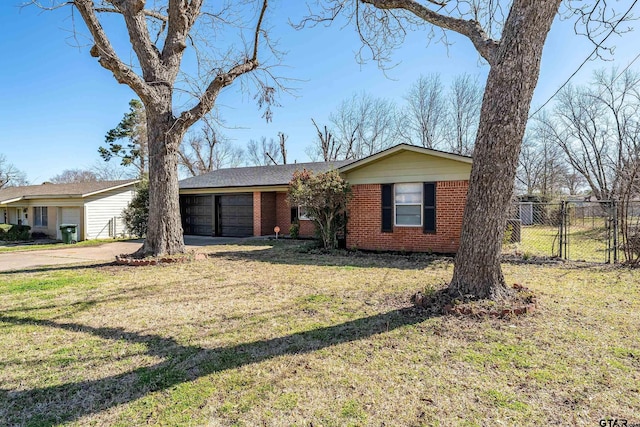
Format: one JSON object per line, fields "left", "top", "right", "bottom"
{"left": 253, "top": 192, "right": 262, "bottom": 236}
{"left": 275, "top": 192, "right": 315, "bottom": 237}
{"left": 260, "top": 192, "right": 277, "bottom": 235}
{"left": 346, "top": 181, "right": 468, "bottom": 253}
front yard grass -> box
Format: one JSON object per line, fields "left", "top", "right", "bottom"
{"left": 1, "top": 240, "right": 638, "bottom": 426}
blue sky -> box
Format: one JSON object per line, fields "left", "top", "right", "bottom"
{"left": 0, "top": 1, "right": 638, "bottom": 184}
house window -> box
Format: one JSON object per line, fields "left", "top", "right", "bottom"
{"left": 290, "top": 206, "right": 312, "bottom": 222}
{"left": 395, "top": 183, "right": 422, "bottom": 226}
{"left": 381, "top": 182, "right": 436, "bottom": 233}
{"left": 298, "top": 206, "right": 312, "bottom": 220}
{"left": 34, "top": 207, "right": 48, "bottom": 227}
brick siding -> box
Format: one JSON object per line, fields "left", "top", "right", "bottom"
{"left": 253, "top": 192, "right": 262, "bottom": 236}
{"left": 346, "top": 181, "right": 468, "bottom": 253}
{"left": 248, "top": 192, "right": 314, "bottom": 237}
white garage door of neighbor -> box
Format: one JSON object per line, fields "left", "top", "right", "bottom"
{"left": 60, "top": 208, "right": 82, "bottom": 239}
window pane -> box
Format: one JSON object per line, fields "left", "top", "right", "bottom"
{"left": 395, "top": 183, "right": 422, "bottom": 204}
{"left": 396, "top": 205, "right": 421, "bottom": 226}
{"left": 299, "top": 206, "right": 312, "bottom": 220}
{"left": 34, "top": 207, "right": 48, "bottom": 227}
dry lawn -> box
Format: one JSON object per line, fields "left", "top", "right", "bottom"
{"left": 0, "top": 240, "right": 639, "bottom": 426}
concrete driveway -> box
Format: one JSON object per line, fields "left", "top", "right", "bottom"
{"left": 0, "top": 236, "right": 251, "bottom": 272}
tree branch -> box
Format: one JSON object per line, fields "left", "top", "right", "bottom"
{"left": 94, "top": 7, "right": 167, "bottom": 22}
{"left": 107, "top": 0, "right": 162, "bottom": 82}
{"left": 73, "top": 0, "right": 152, "bottom": 99}
{"left": 162, "top": 0, "right": 202, "bottom": 68}
{"left": 177, "top": 0, "right": 268, "bottom": 131}
{"left": 360, "top": 0, "right": 498, "bottom": 64}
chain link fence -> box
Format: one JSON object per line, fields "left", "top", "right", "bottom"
{"left": 503, "top": 200, "right": 640, "bottom": 264}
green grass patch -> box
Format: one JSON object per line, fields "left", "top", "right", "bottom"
{"left": 0, "top": 241, "right": 638, "bottom": 426}
{"left": 484, "top": 389, "right": 530, "bottom": 412}
{"left": 504, "top": 224, "right": 615, "bottom": 262}
{"left": 0, "top": 272, "right": 102, "bottom": 294}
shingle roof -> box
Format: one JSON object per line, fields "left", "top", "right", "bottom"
{"left": 0, "top": 180, "right": 139, "bottom": 204}
{"left": 179, "top": 161, "right": 352, "bottom": 189}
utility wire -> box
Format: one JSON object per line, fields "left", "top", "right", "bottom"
{"left": 529, "top": 0, "right": 639, "bottom": 119}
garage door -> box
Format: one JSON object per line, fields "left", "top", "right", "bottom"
{"left": 180, "top": 195, "right": 213, "bottom": 236}
{"left": 218, "top": 194, "right": 253, "bottom": 237}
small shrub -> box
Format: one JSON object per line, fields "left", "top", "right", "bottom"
{"left": 0, "top": 224, "right": 32, "bottom": 241}
{"left": 122, "top": 180, "right": 149, "bottom": 237}
{"left": 289, "top": 222, "right": 300, "bottom": 239}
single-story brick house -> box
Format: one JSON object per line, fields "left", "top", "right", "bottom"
{"left": 178, "top": 144, "right": 472, "bottom": 253}
{"left": 0, "top": 180, "right": 139, "bottom": 241}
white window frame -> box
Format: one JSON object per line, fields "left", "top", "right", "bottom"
{"left": 298, "top": 206, "right": 312, "bottom": 220}
{"left": 394, "top": 183, "right": 422, "bottom": 227}
{"left": 34, "top": 206, "right": 48, "bottom": 227}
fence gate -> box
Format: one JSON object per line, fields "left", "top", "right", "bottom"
{"left": 558, "top": 201, "right": 617, "bottom": 263}
{"left": 504, "top": 200, "right": 638, "bottom": 263}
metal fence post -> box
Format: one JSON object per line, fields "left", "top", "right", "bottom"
{"left": 613, "top": 202, "right": 617, "bottom": 263}
{"left": 559, "top": 201, "right": 565, "bottom": 259}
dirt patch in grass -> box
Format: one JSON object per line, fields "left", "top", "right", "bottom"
{"left": 412, "top": 282, "right": 538, "bottom": 318}
{"left": 0, "top": 240, "right": 638, "bottom": 426}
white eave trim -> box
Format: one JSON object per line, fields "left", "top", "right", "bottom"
{"left": 0, "top": 196, "right": 24, "bottom": 205}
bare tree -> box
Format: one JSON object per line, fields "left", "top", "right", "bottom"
{"left": 330, "top": 91, "right": 397, "bottom": 159}
{"left": 540, "top": 68, "right": 640, "bottom": 201}
{"left": 178, "top": 119, "right": 244, "bottom": 176}
{"left": 278, "top": 132, "right": 288, "bottom": 164}
{"left": 0, "top": 155, "right": 28, "bottom": 188}
{"left": 517, "top": 117, "right": 569, "bottom": 197}
{"left": 247, "top": 136, "right": 282, "bottom": 165}
{"left": 516, "top": 135, "right": 544, "bottom": 196}
{"left": 399, "top": 73, "right": 446, "bottom": 148}
{"left": 446, "top": 73, "right": 482, "bottom": 156}
{"left": 90, "top": 160, "right": 137, "bottom": 181}
{"left": 306, "top": 118, "right": 342, "bottom": 161}
{"left": 302, "top": 0, "right": 580, "bottom": 300}
{"left": 562, "top": 169, "right": 588, "bottom": 196}
{"left": 30, "top": 0, "right": 280, "bottom": 256}
{"left": 540, "top": 67, "right": 640, "bottom": 262}
{"left": 49, "top": 169, "right": 99, "bottom": 184}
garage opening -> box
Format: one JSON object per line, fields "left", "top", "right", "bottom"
{"left": 180, "top": 193, "right": 253, "bottom": 237}
{"left": 180, "top": 195, "right": 213, "bottom": 236}
{"left": 217, "top": 194, "right": 253, "bottom": 237}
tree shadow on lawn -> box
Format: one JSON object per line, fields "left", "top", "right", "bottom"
{"left": 208, "top": 241, "right": 455, "bottom": 271}
{"left": 0, "top": 306, "right": 436, "bottom": 426}
{"left": 0, "top": 262, "right": 118, "bottom": 276}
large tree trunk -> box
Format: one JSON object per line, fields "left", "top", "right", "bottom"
{"left": 449, "top": 0, "right": 561, "bottom": 300}
{"left": 139, "top": 104, "right": 186, "bottom": 256}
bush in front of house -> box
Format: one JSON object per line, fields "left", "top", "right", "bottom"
{"left": 288, "top": 169, "right": 351, "bottom": 250}
{"left": 0, "top": 224, "right": 32, "bottom": 241}
{"left": 122, "top": 180, "right": 149, "bottom": 238}
{"left": 289, "top": 222, "right": 300, "bottom": 239}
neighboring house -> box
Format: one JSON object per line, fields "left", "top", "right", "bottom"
{"left": 179, "top": 144, "right": 472, "bottom": 253}
{"left": 0, "top": 180, "right": 139, "bottom": 241}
